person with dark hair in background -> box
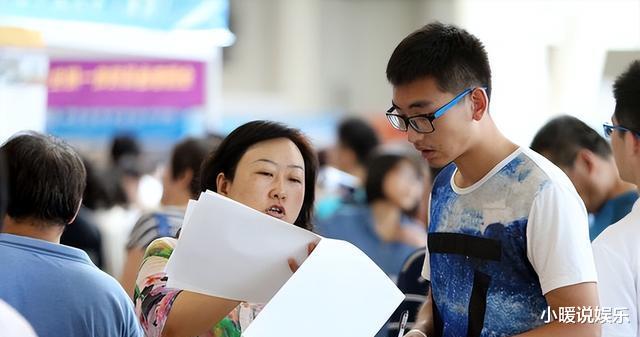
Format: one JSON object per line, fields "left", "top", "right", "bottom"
{"left": 60, "top": 157, "right": 107, "bottom": 268}
{"left": 531, "top": 115, "right": 638, "bottom": 240}
{"left": 133, "top": 121, "right": 318, "bottom": 337}
{"left": 316, "top": 152, "right": 426, "bottom": 278}
{"left": 0, "top": 132, "right": 141, "bottom": 337}
{"left": 108, "top": 134, "right": 144, "bottom": 208}
{"left": 316, "top": 117, "right": 380, "bottom": 219}
{"left": 593, "top": 60, "right": 640, "bottom": 337}
{"left": 334, "top": 117, "right": 381, "bottom": 184}
{"left": 386, "top": 23, "right": 598, "bottom": 337}
{"left": 111, "top": 134, "right": 142, "bottom": 164}
{"left": 0, "top": 152, "right": 38, "bottom": 336}
{"left": 120, "top": 137, "right": 216, "bottom": 297}
{"left": 387, "top": 154, "right": 438, "bottom": 337}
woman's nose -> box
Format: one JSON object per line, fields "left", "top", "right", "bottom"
{"left": 269, "top": 177, "right": 287, "bottom": 200}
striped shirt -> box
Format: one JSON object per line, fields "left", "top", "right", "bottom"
{"left": 126, "top": 206, "right": 185, "bottom": 250}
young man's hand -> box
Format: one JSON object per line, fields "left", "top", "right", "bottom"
{"left": 404, "top": 329, "right": 428, "bottom": 337}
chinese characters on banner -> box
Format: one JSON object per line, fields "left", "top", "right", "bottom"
{"left": 46, "top": 60, "right": 206, "bottom": 150}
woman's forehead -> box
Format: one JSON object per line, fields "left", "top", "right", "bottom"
{"left": 241, "top": 138, "right": 305, "bottom": 168}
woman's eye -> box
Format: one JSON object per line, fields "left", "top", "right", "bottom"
{"left": 289, "top": 177, "right": 303, "bottom": 184}
{"left": 258, "top": 171, "right": 273, "bottom": 177}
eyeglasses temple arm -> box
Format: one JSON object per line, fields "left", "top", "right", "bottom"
{"left": 433, "top": 88, "right": 472, "bottom": 118}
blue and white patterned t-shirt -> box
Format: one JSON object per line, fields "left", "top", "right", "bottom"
{"left": 423, "top": 148, "right": 597, "bottom": 337}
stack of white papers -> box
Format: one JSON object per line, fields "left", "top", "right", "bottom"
{"left": 166, "top": 190, "right": 405, "bottom": 337}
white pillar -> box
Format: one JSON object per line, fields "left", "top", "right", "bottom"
{"left": 275, "top": 0, "right": 323, "bottom": 112}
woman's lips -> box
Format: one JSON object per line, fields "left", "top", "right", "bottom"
{"left": 265, "top": 205, "right": 285, "bottom": 219}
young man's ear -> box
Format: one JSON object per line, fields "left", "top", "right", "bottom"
{"left": 216, "top": 173, "right": 229, "bottom": 196}
{"left": 470, "top": 87, "right": 489, "bottom": 121}
{"left": 629, "top": 132, "right": 640, "bottom": 156}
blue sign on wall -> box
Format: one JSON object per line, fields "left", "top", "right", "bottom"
{"left": 0, "top": 0, "right": 229, "bottom": 30}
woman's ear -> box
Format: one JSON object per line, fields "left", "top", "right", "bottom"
{"left": 216, "top": 172, "right": 230, "bottom": 196}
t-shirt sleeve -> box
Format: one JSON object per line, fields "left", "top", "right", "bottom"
{"left": 126, "top": 213, "right": 159, "bottom": 250}
{"left": 526, "top": 182, "right": 597, "bottom": 295}
{"left": 133, "top": 238, "right": 182, "bottom": 337}
{"left": 592, "top": 236, "right": 639, "bottom": 337}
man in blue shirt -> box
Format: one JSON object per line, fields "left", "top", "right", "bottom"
{"left": 531, "top": 115, "right": 638, "bottom": 240}
{"left": 0, "top": 144, "right": 38, "bottom": 336}
{"left": 0, "top": 132, "right": 142, "bottom": 337}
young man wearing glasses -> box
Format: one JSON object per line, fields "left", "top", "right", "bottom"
{"left": 386, "top": 23, "right": 599, "bottom": 337}
{"left": 593, "top": 60, "right": 640, "bottom": 337}
{"left": 531, "top": 115, "right": 638, "bottom": 241}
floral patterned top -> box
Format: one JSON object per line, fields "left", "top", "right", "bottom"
{"left": 134, "top": 237, "right": 264, "bottom": 337}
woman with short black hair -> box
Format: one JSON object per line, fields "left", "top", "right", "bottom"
{"left": 134, "top": 121, "right": 318, "bottom": 337}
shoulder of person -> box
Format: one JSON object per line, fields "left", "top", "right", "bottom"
{"left": 143, "top": 237, "right": 178, "bottom": 260}
{"left": 593, "top": 208, "right": 640, "bottom": 254}
{"left": 521, "top": 148, "right": 575, "bottom": 189}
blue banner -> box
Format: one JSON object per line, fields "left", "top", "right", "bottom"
{"left": 0, "top": 0, "right": 229, "bottom": 30}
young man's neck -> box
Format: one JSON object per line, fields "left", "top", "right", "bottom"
{"left": 2, "top": 217, "right": 65, "bottom": 243}
{"left": 454, "top": 126, "right": 518, "bottom": 188}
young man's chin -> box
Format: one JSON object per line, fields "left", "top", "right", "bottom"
{"left": 427, "top": 159, "right": 451, "bottom": 169}
{"left": 421, "top": 151, "right": 451, "bottom": 168}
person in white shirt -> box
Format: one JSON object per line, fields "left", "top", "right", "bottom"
{"left": 593, "top": 60, "right": 640, "bottom": 337}
{"left": 0, "top": 300, "right": 38, "bottom": 337}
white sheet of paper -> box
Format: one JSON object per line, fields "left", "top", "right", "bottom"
{"left": 166, "top": 190, "right": 320, "bottom": 302}
{"left": 179, "top": 198, "right": 198, "bottom": 233}
{"left": 243, "top": 238, "right": 405, "bottom": 337}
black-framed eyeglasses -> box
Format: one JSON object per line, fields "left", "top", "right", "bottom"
{"left": 385, "top": 87, "right": 483, "bottom": 134}
{"left": 603, "top": 123, "right": 640, "bottom": 138}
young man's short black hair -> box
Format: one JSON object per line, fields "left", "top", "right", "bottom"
{"left": 386, "top": 22, "right": 492, "bottom": 99}
{"left": 613, "top": 60, "right": 640, "bottom": 132}
{"left": 1, "top": 132, "right": 86, "bottom": 226}
{"left": 170, "top": 137, "right": 217, "bottom": 198}
{"left": 531, "top": 115, "right": 611, "bottom": 168}
{"left": 337, "top": 118, "right": 380, "bottom": 166}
